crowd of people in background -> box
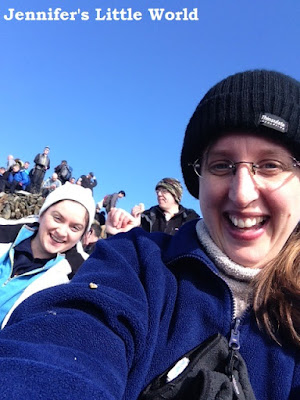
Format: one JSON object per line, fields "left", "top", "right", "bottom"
{"left": 0, "top": 147, "right": 98, "bottom": 197}
{"left": 1, "top": 148, "right": 199, "bottom": 246}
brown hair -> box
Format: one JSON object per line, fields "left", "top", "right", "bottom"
{"left": 253, "top": 227, "right": 300, "bottom": 347}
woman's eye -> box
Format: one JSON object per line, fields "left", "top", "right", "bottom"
{"left": 261, "top": 162, "right": 279, "bottom": 169}
{"left": 208, "top": 161, "right": 232, "bottom": 174}
{"left": 258, "top": 160, "right": 284, "bottom": 174}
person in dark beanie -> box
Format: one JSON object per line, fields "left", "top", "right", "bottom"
{"left": 130, "top": 178, "right": 199, "bottom": 235}
{"left": 0, "top": 70, "right": 299, "bottom": 400}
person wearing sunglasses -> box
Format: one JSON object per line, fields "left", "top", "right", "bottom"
{"left": 0, "top": 70, "right": 299, "bottom": 399}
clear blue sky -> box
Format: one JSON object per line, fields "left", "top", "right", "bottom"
{"left": 0, "top": 0, "right": 299, "bottom": 215}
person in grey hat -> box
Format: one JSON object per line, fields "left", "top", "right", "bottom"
{"left": 0, "top": 182, "right": 95, "bottom": 328}
{"left": 0, "top": 70, "right": 299, "bottom": 399}
{"left": 128, "top": 178, "right": 199, "bottom": 235}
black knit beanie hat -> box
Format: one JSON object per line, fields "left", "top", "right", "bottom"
{"left": 181, "top": 70, "right": 300, "bottom": 198}
{"left": 155, "top": 178, "right": 183, "bottom": 204}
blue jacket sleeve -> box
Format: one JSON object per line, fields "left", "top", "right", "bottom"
{"left": 0, "top": 229, "right": 170, "bottom": 399}
{"left": 20, "top": 171, "right": 30, "bottom": 186}
{"left": 7, "top": 173, "right": 13, "bottom": 183}
{"left": 9, "top": 171, "right": 23, "bottom": 183}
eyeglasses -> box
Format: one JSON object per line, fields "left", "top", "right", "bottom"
{"left": 189, "top": 157, "right": 300, "bottom": 180}
{"left": 156, "top": 188, "right": 169, "bottom": 195}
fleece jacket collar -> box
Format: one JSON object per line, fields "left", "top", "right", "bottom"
{"left": 151, "top": 219, "right": 220, "bottom": 275}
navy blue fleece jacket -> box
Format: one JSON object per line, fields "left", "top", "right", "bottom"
{"left": 0, "top": 220, "right": 298, "bottom": 399}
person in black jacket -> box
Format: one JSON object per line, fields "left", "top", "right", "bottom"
{"left": 80, "top": 172, "right": 97, "bottom": 193}
{"left": 29, "top": 146, "right": 50, "bottom": 194}
{"left": 130, "top": 178, "right": 199, "bottom": 235}
{"left": 54, "top": 160, "right": 72, "bottom": 184}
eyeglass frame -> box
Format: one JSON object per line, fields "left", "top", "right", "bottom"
{"left": 156, "top": 188, "right": 170, "bottom": 194}
{"left": 188, "top": 157, "right": 300, "bottom": 178}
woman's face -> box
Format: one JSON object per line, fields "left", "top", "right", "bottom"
{"left": 199, "top": 134, "right": 300, "bottom": 268}
{"left": 32, "top": 200, "right": 88, "bottom": 259}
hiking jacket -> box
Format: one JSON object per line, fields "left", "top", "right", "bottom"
{"left": 0, "top": 220, "right": 298, "bottom": 399}
{"left": 54, "top": 163, "right": 72, "bottom": 184}
{"left": 80, "top": 175, "right": 97, "bottom": 192}
{"left": 0, "top": 217, "right": 88, "bottom": 327}
{"left": 141, "top": 204, "right": 199, "bottom": 235}
{"left": 34, "top": 153, "right": 50, "bottom": 170}
{"left": 8, "top": 170, "right": 30, "bottom": 187}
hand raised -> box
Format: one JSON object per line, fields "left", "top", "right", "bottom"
{"left": 106, "top": 207, "right": 141, "bottom": 235}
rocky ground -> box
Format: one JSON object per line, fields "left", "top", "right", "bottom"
{"left": 0, "top": 191, "right": 45, "bottom": 219}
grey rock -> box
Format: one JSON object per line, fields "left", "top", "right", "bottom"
{"left": 0, "top": 192, "right": 45, "bottom": 220}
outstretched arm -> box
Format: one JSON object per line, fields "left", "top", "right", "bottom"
{"left": 0, "top": 230, "right": 168, "bottom": 400}
{"left": 0, "top": 236, "right": 151, "bottom": 399}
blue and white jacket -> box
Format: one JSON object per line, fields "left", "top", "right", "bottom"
{"left": 0, "top": 220, "right": 298, "bottom": 399}
{"left": 0, "top": 217, "right": 88, "bottom": 327}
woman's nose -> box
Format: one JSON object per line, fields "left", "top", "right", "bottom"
{"left": 55, "top": 224, "right": 68, "bottom": 237}
{"left": 228, "top": 165, "right": 260, "bottom": 207}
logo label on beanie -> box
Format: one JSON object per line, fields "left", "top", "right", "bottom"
{"left": 258, "top": 113, "right": 288, "bottom": 133}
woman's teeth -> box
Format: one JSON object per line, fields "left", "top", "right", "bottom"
{"left": 51, "top": 235, "right": 64, "bottom": 243}
{"left": 228, "top": 215, "right": 264, "bottom": 228}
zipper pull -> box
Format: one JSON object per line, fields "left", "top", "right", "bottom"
{"left": 228, "top": 318, "right": 243, "bottom": 398}
{"left": 229, "top": 318, "right": 241, "bottom": 350}
{"left": 2, "top": 276, "right": 13, "bottom": 286}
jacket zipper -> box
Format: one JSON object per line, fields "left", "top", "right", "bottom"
{"left": 228, "top": 318, "right": 242, "bottom": 397}
{"left": 227, "top": 312, "right": 251, "bottom": 399}
{"left": 169, "top": 255, "right": 252, "bottom": 397}
{"left": 2, "top": 267, "right": 47, "bottom": 286}
{"left": 229, "top": 317, "right": 241, "bottom": 350}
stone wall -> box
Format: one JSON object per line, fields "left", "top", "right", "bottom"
{"left": 0, "top": 192, "right": 45, "bottom": 220}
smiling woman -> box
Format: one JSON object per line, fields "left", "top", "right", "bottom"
{"left": 181, "top": 70, "right": 300, "bottom": 350}
{"left": 32, "top": 200, "right": 89, "bottom": 259}
{"left": 0, "top": 70, "right": 299, "bottom": 400}
{"left": 197, "top": 134, "right": 300, "bottom": 269}
{"left": 0, "top": 182, "right": 95, "bottom": 327}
